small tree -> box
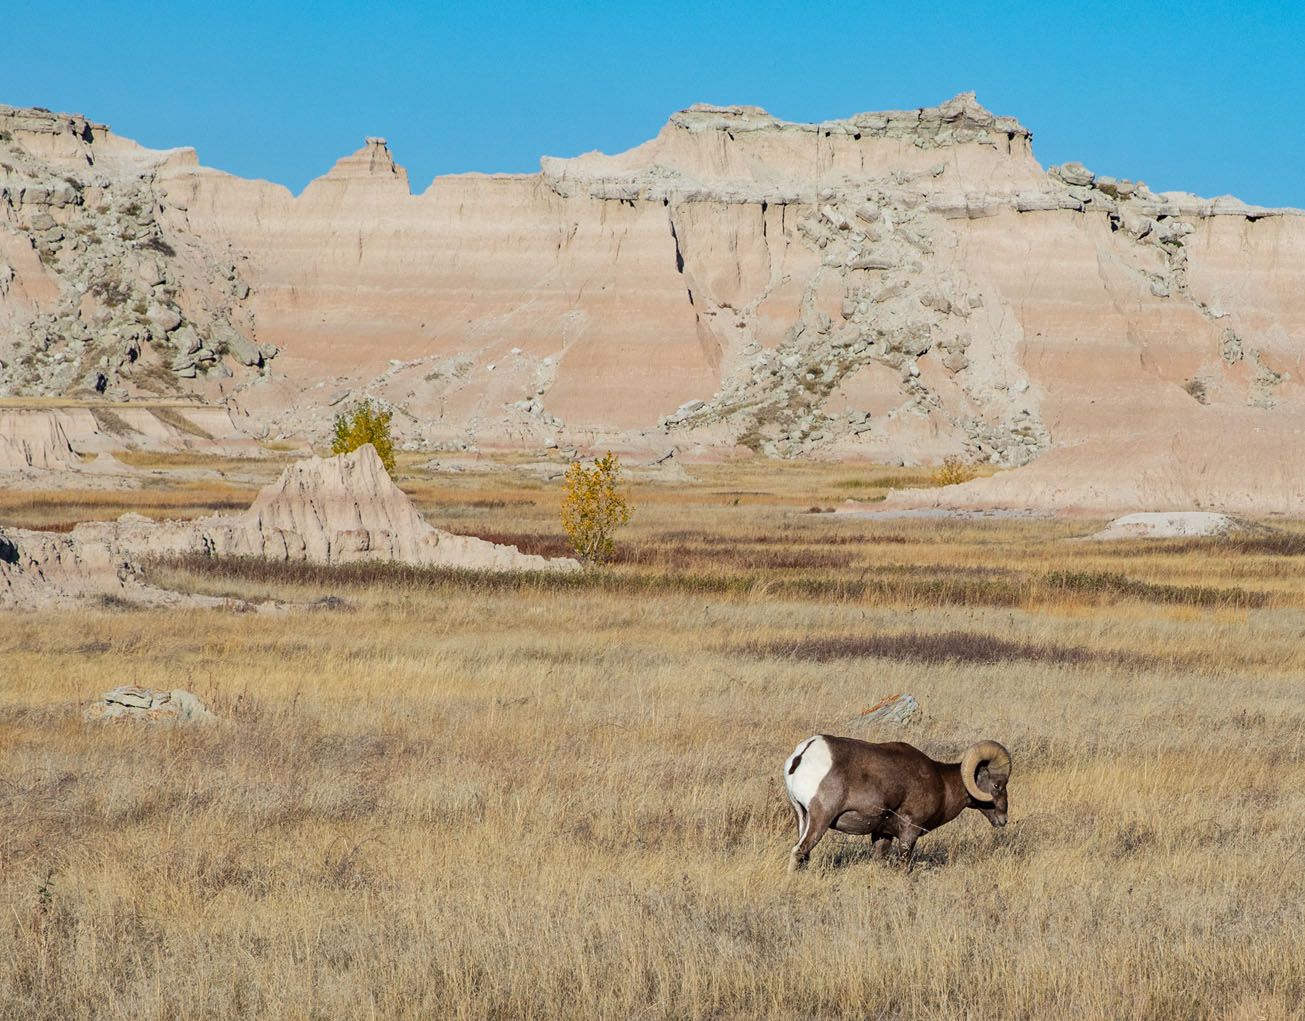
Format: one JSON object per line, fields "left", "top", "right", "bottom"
{"left": 331, "top": 399, "right": 396, "bottom": 477}
{"left": 931, "top": 454, "right": 977, "bottom": 487}
{"left": 561, "top": 452, "right": 632, "bottom": 564}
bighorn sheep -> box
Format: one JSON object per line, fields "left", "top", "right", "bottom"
{"left": 783, "top": 735, "right": 1012, "bottom": 871}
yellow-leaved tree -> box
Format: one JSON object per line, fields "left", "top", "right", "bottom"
{"left": 331, "top": 399, "right": 397, "bottom": 477}
{"left": 561, "top": 452, "right": 632, "bottom": 564}
{"left": 931, "top": 454, "right": 977, "bottom": 487}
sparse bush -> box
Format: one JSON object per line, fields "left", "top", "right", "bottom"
{"left": 139, "top": 235, "right": 176, "bottom": 257}
{"left": 560, "top": 452, "right": 632, "bottom": 564}
{"left": 931, "top": 454, "right": 977, "bottom": 487}
{"left": 89, "top": 278, "right": 131, "bottom": 309}
{"left": 331, "top": 400, "right": 396, "bottom": 477}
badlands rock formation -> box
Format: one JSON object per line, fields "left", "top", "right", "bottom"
{"left": 91, "top": 443, "right": 579, "bottom": 570}
{"left": 0, "top": 406, "right": 81, "bottom": 469}
{"left": 82, "top": 443, "right": 578, "bottom": 570}
{"left": 1086, "top": 512, "right": 1258, "bottom": 540}
{"left": 0, "top": 522, "right": 180, "bottom": 609}
{"left": 0, "top": 401, "right": 255, "bottom": 480}
{"left": 0, "top": 445, "right": 577, "bottom": 608}
{"left": 3, "top": 95, "right": 1305, "bottom": 511}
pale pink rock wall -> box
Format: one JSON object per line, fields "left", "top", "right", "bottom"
{"left": 4, "top": 95, "right": 1305, "bottom": 511}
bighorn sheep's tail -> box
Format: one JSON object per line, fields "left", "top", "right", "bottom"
{"left": 784, "top": 735, "right": 833, "bottom": 810}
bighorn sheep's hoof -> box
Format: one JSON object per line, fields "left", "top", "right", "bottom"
{"left": 789, "top": 854, "right": 807, "bottom": 873}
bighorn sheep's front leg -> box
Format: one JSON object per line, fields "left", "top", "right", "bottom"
{"left": 870, "top": 837, "right": 893, "bottom": 861}
{"left": 895, "top": 826, "right": 922, "bottom": 872}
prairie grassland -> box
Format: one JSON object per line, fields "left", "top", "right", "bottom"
{"left": 2, "top": 459, "right": 1304, "bottom": 1020}
{"left": 0, "top": 483, "right": 258, "bottom": 531}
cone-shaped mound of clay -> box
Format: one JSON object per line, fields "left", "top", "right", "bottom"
{"left": 223, "top": 444, "right": 576, "bottom": 570}
{"left": 2, "top": 446, "right": 575, "bottom": 609}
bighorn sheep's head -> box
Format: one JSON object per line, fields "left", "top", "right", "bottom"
{"left": 961, "top": 741, "right": 1012, "bottom": 827}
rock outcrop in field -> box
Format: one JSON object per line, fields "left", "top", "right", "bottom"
{"left": 1086, "top": 512, "right": 1257, "bottom": 540}
{"left": 0, "top": 445, "right": 577, "bottom": 608}
{"left": 84, "top": 686, "right": 214, "bottom": 724}
{"left": 0, "top": 522, "right": 174, "bottom": 609}
{"left": 3, "top": 95, "right": 1305, "bottom": 510}
{"left": 86, "top": 443, "right": 577, "bottom": 571}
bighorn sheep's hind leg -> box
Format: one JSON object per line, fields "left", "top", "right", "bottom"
{"left": 787, "top": 794, "right": 807, "bottom": 844}
{"left": 789, "top": 799, "right": 835, "bottom": 872}
{"left": 870, "top": 836, "right": 893, "bottom": 861}
{"left": 787, "top": 804, "right": 809, "bottom": 872}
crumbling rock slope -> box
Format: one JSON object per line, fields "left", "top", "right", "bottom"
{"left": 0, "top": 445, "right": 577, "bottom": 609}
{"left": 78, "top": 443, "right": 580, "bottom": 571}
{"left": 0, "top": 407, "right": 81, "bottom": 469}
{"left": 4, "top": 95, "right": 1305, "bottom": 511}
{"left": 0, "top": 523, "right": 184, "bottom": 609}
{"left": 233, "top": 444, "right": 571, "bottom": 569}
{"left": 0, "top": 106, "right": 272, "bottom": 406}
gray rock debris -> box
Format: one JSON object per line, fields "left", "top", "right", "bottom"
{"left": 848, "top": 693, "right": 921, "bottom": 727}
{"left": 0, "top": 108, "right": 272, "bottom": 398}
{"left": 84, "top": 686, "right": 215, "bottom": 724}
{"left": 212, "top": 321, "right": 264, "bottom": 367}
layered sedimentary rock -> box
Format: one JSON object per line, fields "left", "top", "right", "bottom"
{"left": 0, "top": 402, "right": 264, "bottom": 492}
{"left": 73, "top": 444, "right": 579, "bottom": 571}
{"left": 0, "top": 445, "right": 576, "bottom": 609}
{"left": 2, "top": 95, "right": 1304, "bottom": 510}
{"left": 0, "top": 523, "right": 164, "bottom": 609}
{"left": 0, "top": 407, "right": 81, "bottom": 469}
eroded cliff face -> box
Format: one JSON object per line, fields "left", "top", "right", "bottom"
{"left": 2, "top": 94, "right": 1304, "bottom": 510}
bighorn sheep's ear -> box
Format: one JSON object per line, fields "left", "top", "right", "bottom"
{"left": 961, "top": 741, "right": 1012, "bottom": 803}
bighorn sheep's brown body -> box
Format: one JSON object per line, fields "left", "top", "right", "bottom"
{"left": 783, "top": 735, "right": 1012, "bottom": 870}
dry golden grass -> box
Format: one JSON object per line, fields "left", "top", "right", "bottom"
{"left": 2, "top": 459, "right": 1303, "bottom": 1019}
{"left": 0, "top": 483, "right": 259, "bottom": 531}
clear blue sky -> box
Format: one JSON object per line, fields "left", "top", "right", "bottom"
{"left": 4, "top": 1, "right": 1301, "bottom": 206}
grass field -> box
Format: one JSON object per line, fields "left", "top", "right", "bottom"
{"left": 2, "top": 457, "right": 1303, "bottom": 1019}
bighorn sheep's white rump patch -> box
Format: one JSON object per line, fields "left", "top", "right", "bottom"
{"left": 784, "top": 735, "right": 833, "bottom": 810}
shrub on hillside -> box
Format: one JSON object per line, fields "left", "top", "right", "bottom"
{"left": 931, "top": 455, "right": 977, "bottom": 487}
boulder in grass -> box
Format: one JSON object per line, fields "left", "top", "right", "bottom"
{"left": 84, "top": 686, "right": 214, "bottom": 724}
{"left": 1087, "top": 512, "right": 1263, "bottom": 540}
{"left": 850, "top": 693, "right": 920, "bottom": 726}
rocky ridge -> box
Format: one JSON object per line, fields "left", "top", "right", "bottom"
{"left": 3, "top": 95, "right": 1305, "bottom": 511}
{"left": 0, "top": 104, "right": 273, "bottom": 403}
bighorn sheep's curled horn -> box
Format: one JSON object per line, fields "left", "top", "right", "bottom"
{"left": 960, "top": 741, "right": 1012, "bottom": 802}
